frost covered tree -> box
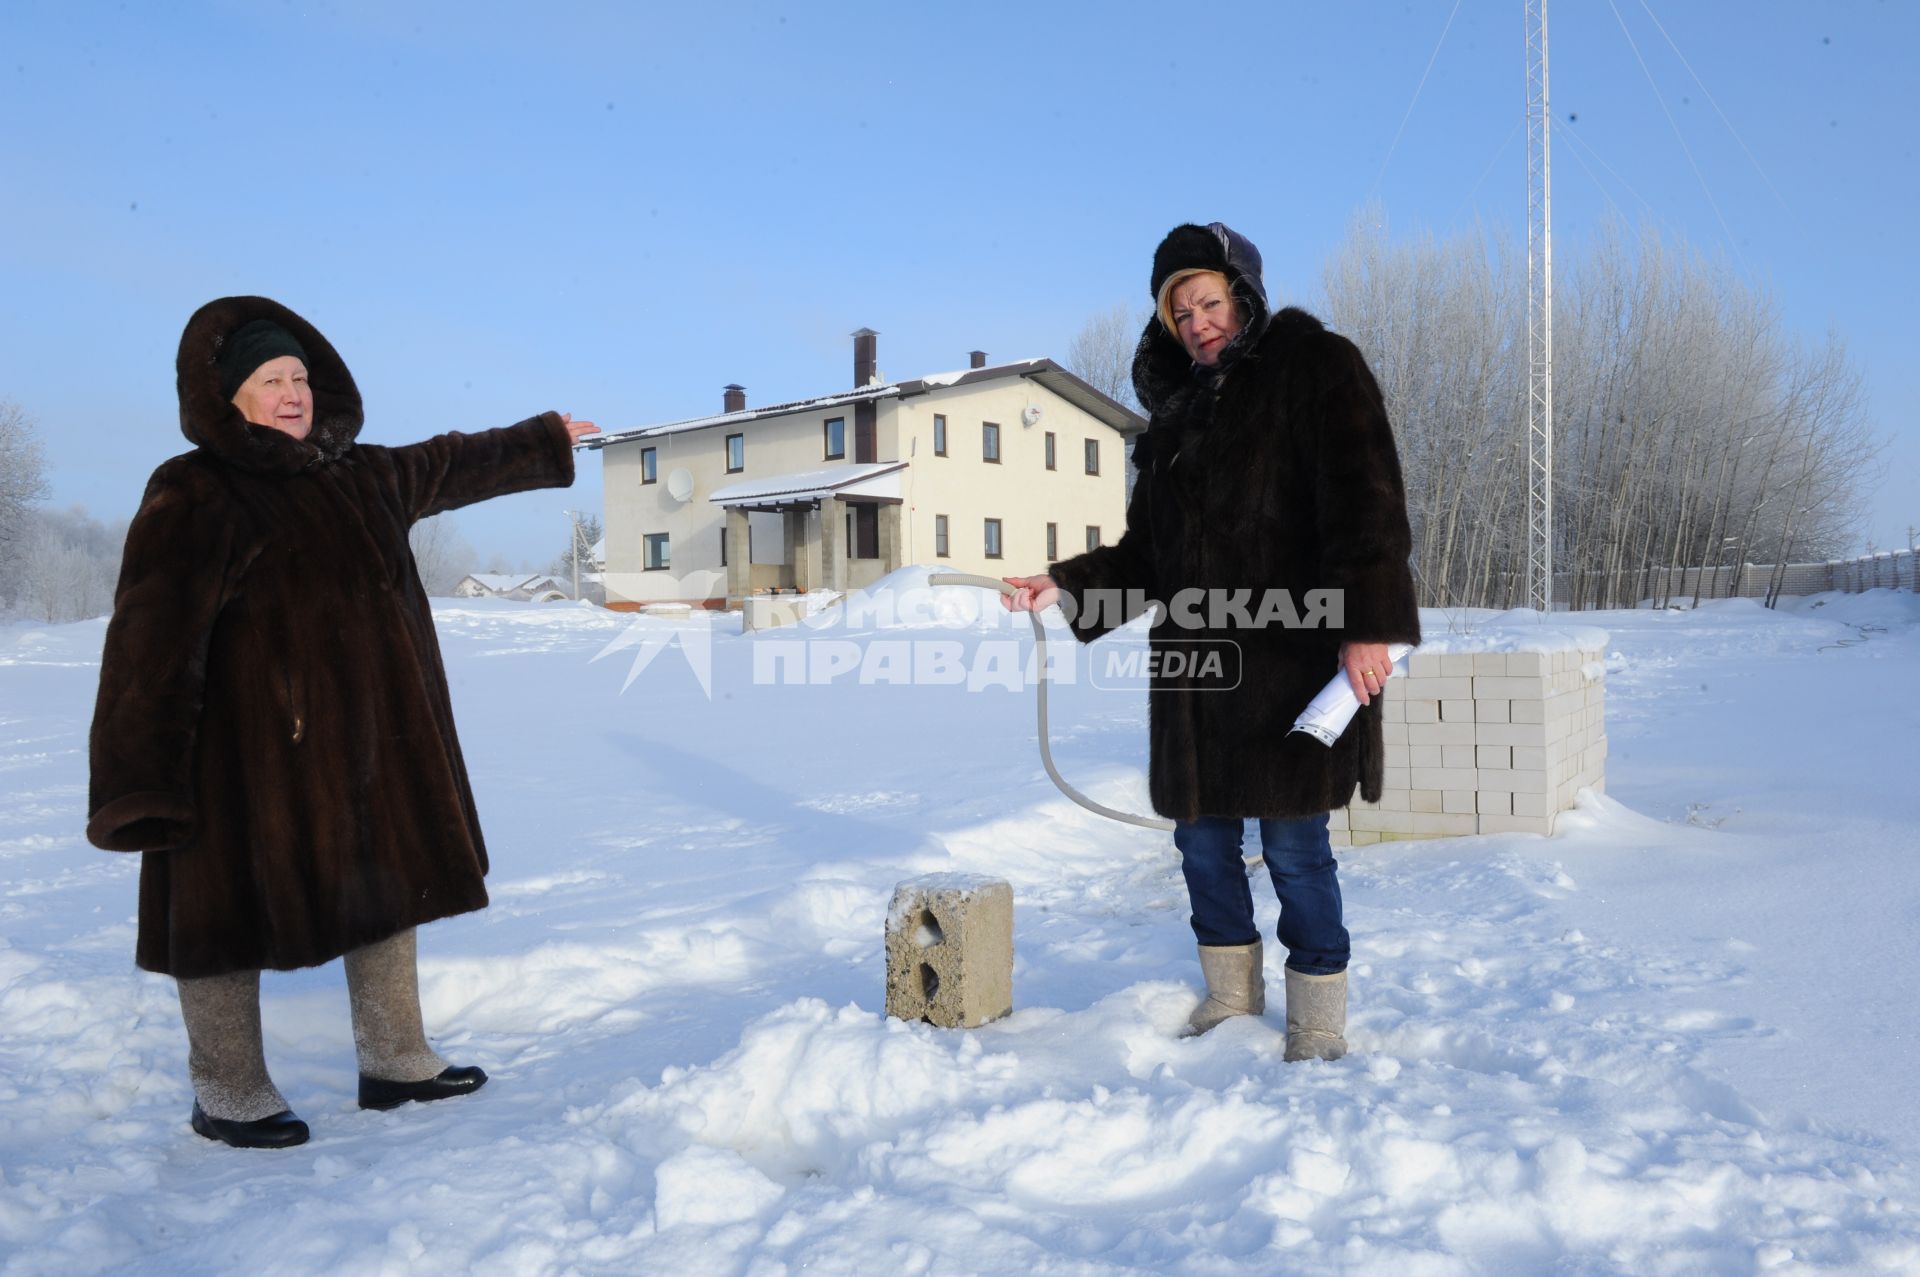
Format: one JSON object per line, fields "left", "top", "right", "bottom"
{"left": 1318, "top": 217, "right": 1879, "bottom": 609}
{"left": 0, "top": 399, "right": 50, "bottom": 583}
{"left": 1066, "top": 304, "right": 1144, "bottom": 413}
{"left": 409, "top": 513, "right": 479, "bottom": 596}
{"left": 10, "top": 506, "right": 123, "bottom": 623}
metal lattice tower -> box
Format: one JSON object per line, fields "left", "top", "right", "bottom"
{"left": 1525, "top": 0, "right": 1555, "bottom": 611}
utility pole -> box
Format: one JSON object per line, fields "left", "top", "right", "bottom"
{"left": 1525, "top": 0, "right": 1555, "bottom": 613}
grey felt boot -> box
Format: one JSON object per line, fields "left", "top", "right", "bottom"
{"left": 1283, "top": 968, "right": 1348, "bottom": 1062}
{"left": 344, "top": 928, "right": 450, "bottom": 1086}
{"left": 177, "top": 968, "right": 308, "bottom": 1147}
{"left": 1184, "top": 940, "right": 1266, "bottom": 1036}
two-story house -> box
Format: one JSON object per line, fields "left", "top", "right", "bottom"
{"left": 584, "top": 329, "right": 1146, "bottom": 609}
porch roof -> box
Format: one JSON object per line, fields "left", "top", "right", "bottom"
{"left": 708, "top": 461, "right": 908, "bottom": 509}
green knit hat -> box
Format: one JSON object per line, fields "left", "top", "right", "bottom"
{"left": 218, "top": 319, "right": 309, "bottom": 398}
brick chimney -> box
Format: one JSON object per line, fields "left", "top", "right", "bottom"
{"left": 853, "top": 328, "right": 878, "bottom": 388}
{"left": 723, "top": 384, "right": 746, "bottom": 413}
{"left": 969, "top": 350, "right": 987, "bottom": 369}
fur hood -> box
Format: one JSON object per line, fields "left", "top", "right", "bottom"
{"left": 1132, "top": 221, "right": 1274, "bottom": 415}
{"left": 176, "top": 296, "right": 363, "bottom": 476}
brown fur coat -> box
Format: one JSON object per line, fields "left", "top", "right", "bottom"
{"left": 86, "top": 296, "right": 577, "bottom": 978}
{"left": 1049, "top": 245, "right": 1419, "bottom": 821}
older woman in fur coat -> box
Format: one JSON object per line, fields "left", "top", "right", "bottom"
{"left": 87, "top": 296, "right": 598, "bottom": 1147}
{"left": 1005, "top": 223, "right": 1419, "bottom": 1062}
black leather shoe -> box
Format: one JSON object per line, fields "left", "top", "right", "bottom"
{"left": 358, "top": 1065, "right": 488, "bottom": 1111}
{"left": 190, "top": 1101, "right": 310, "bottom": 1149}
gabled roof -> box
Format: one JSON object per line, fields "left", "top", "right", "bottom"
{"left": 580, "top": 358, "right": 1145, "bottom": 451}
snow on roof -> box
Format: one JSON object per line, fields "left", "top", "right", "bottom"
{"left": 464, "top": 573, "right": 537, "bottom": 591}
{"left": 708, "top": 461, "right": 908, "bottom": 507}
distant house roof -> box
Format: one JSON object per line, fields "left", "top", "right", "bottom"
{"left": 580, "top": 358, "right": 1145, "bottom": 452}
{"left": 463, "top": 573, "right": 537, "bottom": 593}
{"left": 709, "top": 461, "right": 908, "bottom": 509}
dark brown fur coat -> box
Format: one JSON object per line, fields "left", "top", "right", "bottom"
{"left": 1050, "top": 244, "right": 1419, "bottom": 822}
{"left": 87, "top": 296, "right": 577, "bottom": 977}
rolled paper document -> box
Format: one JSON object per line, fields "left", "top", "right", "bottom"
{"left": 1288, "top": 643, "right": 1417, "bottom": 746}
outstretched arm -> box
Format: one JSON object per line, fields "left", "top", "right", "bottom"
{"left": 389, "top": 412, "right": 599, "bottom": 521}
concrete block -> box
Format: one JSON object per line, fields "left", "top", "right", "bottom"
{"left": 1473, "top": 653, "right": 1508, "bottom": 675}
{"left": 1505, "top": 652, "right": 1546, "bottom": 678}
{"left": 1329, "top": 829, "right": 1353, "bottom": 848}
{"left": 1347, "top": 830, "right": 1381, "bottom": 846}
{"left": 1479, "top": 813, "right": 1554, "bottom": 836}
{"left": 1408, "top": 744, "right": 1442, "bottom": 769}
{"left": 1441, "top": 699, "right": 1475, "bottom": 723}
{"left": 1478, "top": 790, "right": 1511, "bottom": 816}
{"left": 886, "top": 875, "right": 1013, "bottom": 1028}
{"left": 1410, "top": 788, "right": 1444, "bottom": 813}
{"left": 1443, "top": 789, "right": 1477, "bottom": 814}
{"left": 1513, "top": 745, "right": 1547, "bottom": 772}
{"left": 1407, "top": 652, "right": 1443, "bottom": 678}
{"left": 1404, "top": 699, "right": 1439, "bottom": 724}
{"left": 1383, "top": 721, "right": 1409, "bottom": 746}
{"left": 1382, "top": 694, "right": 1406, "bottom": 723}
{"left": 1384, "top": 744, "right": 1412, "bottom": 769}
{"left": 1408, "top": 811, "right": 1479, "bottom": 837}
{"left": 1510, "top": 698, "right": 1546, "bottom": 724}
{"left": 1441, "top": 743, "right": 1476, "bottom": 770}
{"left": 1374, "top": 788, "right": 1410, "bottom": 812}
{"left": 1382, "top": 766, "right": 1411, "bottom": 793}
{"left": 1411, "top": 676, "right": 1474, "bottom": 700}
{"left": 1408, "top": 722, "right": 1476, "bottom": 746}
{"left": 1476, "top": 699, "right": 1510, "bottom": 724}
{"left": 1440, "top": 653, "right": 1476, "bottom": 678}
{"left": 1476, "top": 744, "right": 1511, "bottom": 769}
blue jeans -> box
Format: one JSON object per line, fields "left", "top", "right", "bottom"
{"left": 1173, "top": 814, "right": 1349, "bottom": 974}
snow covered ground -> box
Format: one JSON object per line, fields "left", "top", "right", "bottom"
{"left": 2, "top": 577, "right": 1917, "bottom": 1275}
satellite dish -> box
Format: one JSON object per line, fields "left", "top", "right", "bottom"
{"left": 1021, "top": 405, "right": 1043, "bottom": 427}
{"left": 666, "top": 468, "right": 694, "bottom": 502}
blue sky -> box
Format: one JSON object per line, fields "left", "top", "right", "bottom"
{"left": 2, "top": 0, "right": 1914, "bottom": 567}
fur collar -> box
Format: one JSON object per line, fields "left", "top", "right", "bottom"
{"left": 176, "top": 296, "right": 362, "bottom": 476}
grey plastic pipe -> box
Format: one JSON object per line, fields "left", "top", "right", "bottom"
{"left": 928, "top": 573, "right": 1408, "bottom": 835}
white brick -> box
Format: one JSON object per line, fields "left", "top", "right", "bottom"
{"left": 1443, "top": 789, "right": 1477, "bottom": 814}
{"left": 1442, "top": 743, "right": 1477, "bottom": 770}
{"left": 1476, "top": 744, "right": 1512, "bottom": 769}
{"left": 1473, "top": 652, "right": 1509, "bottom": 675}
{"left": 1475, "top": 722, "right": 1547, "bottom": 747}
{"left": 1411, "top": 766, "right": 1477, "bottom": 791}
{"left": 1408, "top": 722, "right": 1476, "bottom": 746}
{"left": 1407, "top": 675, "right": 1474, "bottom": 700}
{"left": 1407, "top": 652, "right": 1443, "bottom": 678}
{"left": 1511, "top": 791, "right": 1550, "bottom": 818}
{"left": 1383, "top": 720, "right": 1409, "bottom": 745}
{"left": 1510, "top": 698, "right": 1546, "bottom": 724}
{"left": 1329, "top": 828, "right": 1353, "bottom": 847}
{"left": 1408, "top": 744, "right": 1442, "bottom": 769}
{"left": 1404, "top": 699, "right": 1439, "bottom": 724}
{"left": 1382, "top": 767, "right": 1411, "bottom": 792}
{"left": 1441, "top": 699, "right": 1475, "bottom": 723}
{"left": 1384, "top": 744, "right": 1411, "bottom": 769}
{"left": 1505, "top": 652, "right": 1546, "bottom": 678}
{"left": 1475, "top": 676, "right": 1545, "bottom": 700}
{"left": 1375, "top": 788, "right": 1410, "bottom": 812}
{"left": 1440, "top": 653, "right": 1476, "bottom": 678}
{"left": 1478, "top": 790, "right": 1511, "bottom": 816}
{"left": 1476, "top": 699, "right": 1510, "bottom": 724}
{"left": 1479, "top": 813, "right": 1553, "bottom": 836}
{"left": 1382, "top": 695, "right": 1406, "bottom": 723}
{"left": 1407, "top": 811, "right": 1479, "bottom": 837}
{"left": 1347, "top": 830, "right": 1380, "bottom": 846}
{"left": 1410, "top": 789, "right": 1444, "bottom": 813}
{"left": 1478, "top": 768, "right": 1551, "bottom": 794}
{"left": 1513, "top": 746, "right": 1547, "bottom": 772}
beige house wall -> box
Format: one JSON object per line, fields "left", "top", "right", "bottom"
{"left": 888, "top": 381, "right": 1128, "bottom": 579}
{"left": 603, "top": 377, "right": 1133, "bottom": 606}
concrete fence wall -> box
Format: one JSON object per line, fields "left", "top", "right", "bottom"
{"left": 1560, "top": 546, "right": 1918, "bottom": 607}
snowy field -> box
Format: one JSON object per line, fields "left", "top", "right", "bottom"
{"left": 2, "top": 575, "right": 1918, "bottom": 1275}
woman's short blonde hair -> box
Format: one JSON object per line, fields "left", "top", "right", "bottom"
{"left": 1156, "top": 268, "right": 1232, "bottom": 336}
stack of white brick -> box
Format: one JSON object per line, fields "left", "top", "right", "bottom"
{"left": 1329, "top": 644, "right": 1607, "bottom": 846}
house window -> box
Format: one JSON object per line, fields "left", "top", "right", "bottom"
{"left": 640, "top": 447, "right": 657, "bottom": 484}
{"left": 984, "top": 518, "right": 1003, "bottom": 559}
{"left": 644, "top": 533, "right": 670, "bottom": 570}
{"left": 1084, "top": 438, "right": 1100, "bottom": 476}
{"left": 982, "top": 422, "right": 1000, "bottom": 463}
{"left": 935, "top": 515, "right": 949, "bottom": 558}
{"left": 1044, "top": 432, "right": 1056, "bottom": 470}
{"left": 1085, "top": 526, "right": 1101, "bottom": 552}
{"left": 933, "top": 414, "right": 947, "bottom": 456}
{"left": 1046, "top": 522, "right": 1057, "bottom": 561}
{"left": 725, "top": 433, "right": 745, "bottom": 473}
{"left": 824, "top": 417, "right": 845, "bottom": 460}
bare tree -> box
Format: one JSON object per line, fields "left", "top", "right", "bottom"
{"left": 1066, "top": 303, "right": 1146, "bottom": 413}
{"left": 9, "top": 506, "right": 123, "bottom": 623}
{"left": 408, "top": 513, "right": 479, "bottom": 596}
